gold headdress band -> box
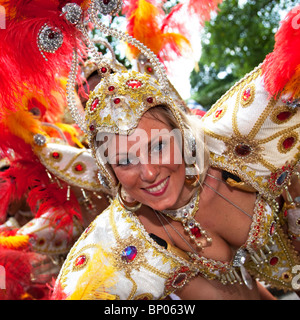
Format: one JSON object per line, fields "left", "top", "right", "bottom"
{"left": 65, "top": 0, "right": 171, "bottom": 132}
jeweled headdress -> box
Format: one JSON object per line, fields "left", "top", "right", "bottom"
{"left": 62, "top": 1, "right": 196, "bottom": 190}
{"left": 0, "top": 0, "right": 221, "bottom": 192}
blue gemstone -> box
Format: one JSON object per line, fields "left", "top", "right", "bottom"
{"left": 276, "top": 171, "right": 288, "bottom": 186}
{"left": 121, "top": 246, "right": 137, "bottom": 263}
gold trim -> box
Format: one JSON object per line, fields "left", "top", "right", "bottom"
{"left": 126, "top": 273, "right": 138, "bottom": 300}
{"left": 240, "top": 83, "right": 255, "bottom": 107}
{"left": 134, "top": 293, "right": 153, "bottom": 300}
{"left": 270, "top": 105, "right": 297, "bottom": 125}
{"left": 71, "top": 161, "right": 87, "bottom": 175}
{"left": 110, "top": 235, "right": 147, "bottom": 276}
{"left": 212, "top": 104, "right": 228, "bottom": 122}
{"left": 277, "top": 131, "right": 298, "bottom": 154}
{"left": 72, "top": 253, "right": 90, "bottom": 272}
{"left": 62, "top": 149, "right": 85, "bottom": 172}
{"left": 258, "top": 123, "right": 300, "bottom": 145}
{"left": 50, "top": 151, "right": 63, "bottom": 162}
{"left": 247, "top": 96, "right": 276, "bottom": 140}
{"left": 142, "top": 263, "right": 170, "bottom": 279}
{"left": 203, "top": 128, "right": 231, "bottom": 143}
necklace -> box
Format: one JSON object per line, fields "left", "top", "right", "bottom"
{"left": 160, "top": 188, "right": 212, "bottom": 250}
{"left": 154, "top": 210, "right": 201, "bottom": 255}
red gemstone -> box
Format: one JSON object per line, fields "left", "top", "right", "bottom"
{"left": 146, "top": 97, "right": 154, "bottom": 103}
{"left": 114, "top": 98, "right": 121, "bottom": 104}
{"left": 90, "top": 98, "right": 99, "bottom": 111}
{"left": 282, "top": 137, "right": 295, "bottom": 150}
{"left": 277, "top": 111, "right": 292, "bottom": 122}
{"left": 48, "top": 32, "right": 55, "bottom": 39}
{"left": 126, "top": 79, "right": 142, "bottom": 89}
{"left": 37, "top": 238, "right": 45, "bottom": 246}
{"left": 190, "top": 226, "right": 202, "bottom": 238}
{"left": 242, "top": 88, "right": 251, "bottom": 101}
{"left": 146, "top": 66, "right": 153, "bottom": 73}
{"left": 108, "top": 86, "right": 115, "bottom": 91}
{"left": 89, "top": 124, "right": 95, "bottom": 131}
{"left": 52, "top": 152, "right": 60, "bottom": 159}
{"left": 75, "top": 255, "right": 86, "bottom": 266}
{"left": 121, "top": 246, "right": 137, "bottom": 263}
{"left": 103, "top": 0, "right": 110, "bottom": 4}
{"left": 75, "top": 164, "right": 83, "bottom": 172}
{"left": 173, "top": 273, "right": 187, "bottom": 287}
{"left": 101, "top": 67, "right": 107, "bottom": 73}
{"left": 283, "top": 273, "right": 290, "bottom": 280}
{"left": 234, "top": 143, "right": 252, "bottom": 157}
{"left": 215, "top": 109, "right": 223, "bottom": 118}
{"left": 269, "top": 256, "right": 278, "bottom": 266}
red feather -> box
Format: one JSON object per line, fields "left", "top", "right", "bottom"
{"left": 27, "top": 182, "right": 82, "bottom": 237}
{"left": 0, "top": 129, "right": 83, "bottom": 229}
{"left": 0, "top": 247, "right": 53, "bottom": 300}
{"left": 49, "top": 279, "right": 68, "bottom": 300}
{"left": 262, "top": 5, "right": 300, "bottom": 98}
{"left": 0, "top": 0, "right": 87, "bottom": 117}
{"left": 0, "top": 248, "right": 34, "bottom": 300}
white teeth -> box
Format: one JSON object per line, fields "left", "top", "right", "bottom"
{"left": 146, "top": 178, "right": 168, "bottom": 193}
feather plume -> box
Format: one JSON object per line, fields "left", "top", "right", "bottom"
{"left": 262, "top": 5, "right": 300, "bottom": 99}
{"left": 123, "top": 0, "right": 191, "bottom": 66}
{"left": 54, "top": 123, "right": 85, "bottom": 148}
{"left": 50, "top": 280, "right": 68, "bottom": 300}
{"left": 0, "top": 248, "right": 35, "bottom": 300}
{"left": 0, "top": 0, "right": 87, "bottom": 117}
{"left": 66, "top": 246, "right": 116, "bottom": 300}
{"left": 0, "top": 234, "right": 30, "bottom": 250}
{"left": 3, "top": 109, "right": 44, "bottom": 145}
{"left": 0, "top": 130, "right": 83, "bottom": 229}
{"left": 123, "top": 0, "right": 222, "bottom": 70}
{"left": 186, "top": 0, "right": 222, "bottom": 23}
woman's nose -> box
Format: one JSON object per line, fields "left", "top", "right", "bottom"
{"left": 140, "top": 163, "right": 158, "bottom": 183}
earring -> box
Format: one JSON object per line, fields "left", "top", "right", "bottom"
{"left": 185, "top": 164, "right": 201, "bottom": 188}
{"left": 117, "top": 184, "right": 142, "bottom": 212}
{"left": 185, "top": 173, "right": 201, "bottom": 188}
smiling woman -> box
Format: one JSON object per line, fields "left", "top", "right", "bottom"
{"left": 53, "top": 4, "right": 300, "bottom": 300}
{"left": 110, "top": 108, "right": 189, "bottom": 211}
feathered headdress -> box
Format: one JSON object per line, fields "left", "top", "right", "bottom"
{"left": 122, "top": 0, "right": 222, "bottom": 68}
{"left": 0, "top": 0, "right": 88, "bottom": 116}
{"left": 262, "top": 5, "right": 300, "bottom": 102}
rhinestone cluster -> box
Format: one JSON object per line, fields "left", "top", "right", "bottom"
{"left": 62, "top": 3, "right": 82, "bottom": 25}
{"left": 37, "top": 24, "right": 63, "bottom": 61}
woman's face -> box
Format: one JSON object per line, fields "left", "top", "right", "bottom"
{"left": 109, "top": 110, "right": 188, "bottom": 211}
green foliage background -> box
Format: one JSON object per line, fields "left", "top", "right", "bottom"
{"left": 190, "top": 0, "right": 299, "bottom": 109}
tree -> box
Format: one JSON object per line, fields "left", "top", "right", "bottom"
{"left": 190, "top": 0, "right": 299, "bottom": 109}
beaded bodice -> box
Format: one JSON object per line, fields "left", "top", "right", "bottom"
{"left": 55, "top": 193, "right": 299, "bottom": 299}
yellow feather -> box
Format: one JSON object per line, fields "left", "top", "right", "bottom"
{"left": 4, "top": 110, "right": 43, "bottom": 145}
{"left": 0, "top": 235, "right": 30, "bottom": 250}
{"left": 282, "top": 65, "right": 300, "bottom": 99}
{"left": 67, "top": 246, "right": 117, "bottom": 300}
{"left": 54, "top": 123, "right": 85, "bottom": 148}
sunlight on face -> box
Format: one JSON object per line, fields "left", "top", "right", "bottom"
{"left": 106, "top": 109, "right": 189, "bottom": 211}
